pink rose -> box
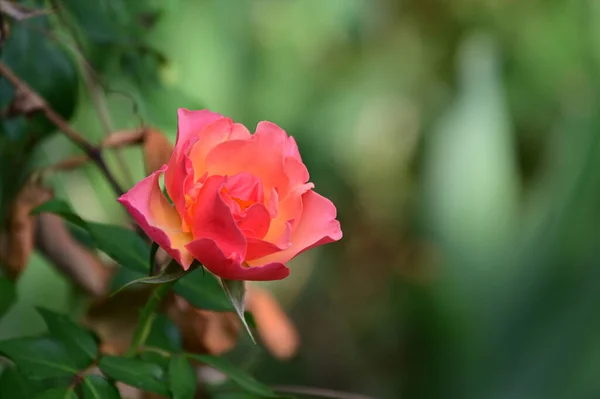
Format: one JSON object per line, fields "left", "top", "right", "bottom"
{"left": 118, "top": 109, "right": 342, "bottom": 281}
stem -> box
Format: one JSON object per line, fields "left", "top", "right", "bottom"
{"left": 125, "top": 280, "right": 177, "bottom": 357}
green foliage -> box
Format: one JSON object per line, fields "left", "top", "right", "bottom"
{"left": 33, "top": 199, "right": 149, "bottom": 273}
{"left": 0, "top": 337, "right": 84, "bottom": 378}
{"left": 168, "top": 356, "right": 196, "bottom": 399}
{"left": 173, "top": 268, "right": 234, "bottom": 312}
{"left": 36, "top": 308, "right": 98, "bottom": 363}
{"left": 81, "top": 376, "right": 121, "bottom": 399}
{"left": 98, "top": 356, "right": 169, "bottom": 396}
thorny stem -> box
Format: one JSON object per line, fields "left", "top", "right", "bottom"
{"left": 0, "top": 61, "right": 125, "bottom": 197}
{"left": 125, "top": 279, "right": 177, "bottom": 357}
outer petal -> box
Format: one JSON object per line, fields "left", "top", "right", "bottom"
{"left": 189, "top": 175, "right": 247, "bottom": 261}
{"left": 174, "top": 109, "right": 225, "bottom": 157}
{"left": 186, "top": 238, "right": 290, "bottom": 281}
{"left": 117, "top": 165, "right": 195, "bottom": 269}
{"left": 165, "top": 109, "right": 226, "bottom": 217}
{"left": 248, "top": 190, "right": 342, "bottom": 266}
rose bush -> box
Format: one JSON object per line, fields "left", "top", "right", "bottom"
{"left": 118, "top": 109, "right": 342, "bottom": 281}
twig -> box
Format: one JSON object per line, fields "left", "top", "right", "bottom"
{"left": 271, "top": 385, "right": 377, "bottom": 399}
{"left": 0, "top": 61, "right": 125, "bottom": 197}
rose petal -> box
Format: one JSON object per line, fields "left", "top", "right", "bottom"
{"left": 186, "top": 238, "right": 290, "bottom": 281}
{"left": 117, "top": 165, "right": 194, "bottom": 269}
{"left": 165, "top": 110, "right": 226, "bottom": 214}
{"left": 249, "top": 190, "right": 342, "bottom": 266}
{"left": 204, "top": 121, "right": 290, "bottom": 197}
{"left": 189, "top": 175, "right": 247, "bottom": 261}
{"left": 188, "top": 119, "right": 252, "bottom": 180}
{"left": 237, "top": 203, "right": 271, "bottom": 239}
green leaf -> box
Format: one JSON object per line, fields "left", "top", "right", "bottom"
{"left": 36, "top": 307, "right": 98, "bottom": 364}
{"left": 33, "top": 388, "right": 78, "bottom": 399}
{"left": 147, "top": 313, "right": 182, "bottom": 353}
{"left": 86, "top": 222, "right": 149, "bottom": 273}
{"left": 111, "top": 260, "right": 188, "bottom": 296}
{"left": 221, "top": 279, "right": 255, "bottom": 343}
{"left": 81, "top": 375, "right": 121, "bottom": 399}
{"left": 0, "top": 337, "right": 83, "bottom": 378}
{"left": 186, "top": 354, "right": 279, "bottom": 398}
{"left": 98, "top": 356, "right": 169, "bottom": 396}
{"left": 173, "top": 268, "right": 234, "bottom": 312}
{"left": 0, "top": 276, "right": 16, "bottom": 319}
{"left": 32, "top": 199, "right": 149, "bottom": 273}
{"left": 32, "top": 200, "right": 87, "bottom": 229}
{"left": 168, "top": 355, "right": 196, "bottom": 399}
{"left": 0, "top": 366, "right": 44, "bottom": 399}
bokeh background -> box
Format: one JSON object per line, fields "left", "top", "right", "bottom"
{"left": 2, "top": 1, "right": 600, "bottom": 398}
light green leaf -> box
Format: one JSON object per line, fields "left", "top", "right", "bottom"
{"left": 168, "top": 355, "right": 196, "bottom": 399}
{"left": 0, "top": 337, "right": 81, "bottom": 378}
{"left": 81, "top": 375, "right": 121, "bottom": 399}
{"left": 186, "top": 354, "right": 279, "bottom": 398}
{"left": 221, "top": 279, "right": 255, "bottom": 343}
{"left": 173, "top": 268, "right": 233, "bottom": 312}
{"left": 36, "top": 307, "right": 98, "bottom": 364}
{"left": 98, "top": 356, "right": 169, "bottom": 396}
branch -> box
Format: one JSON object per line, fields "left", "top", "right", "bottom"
{"left": 0, "top": 61, "right": 125, "bottom": 197}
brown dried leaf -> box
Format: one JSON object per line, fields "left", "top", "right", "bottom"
{"left": 143, "top": 129, "right": 174, "bottom": 176}
{"left": 0, "top": 182, "right": 52, "bottom": 279}
{"left": 247, "top": 285, "right": 300, "bottom": 360}
{"left": 35, "top": 213, "right": 111, "bottom": 296}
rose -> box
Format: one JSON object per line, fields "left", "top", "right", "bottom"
{"left": 118, "top": 109, "right": 342, "bottom": 281}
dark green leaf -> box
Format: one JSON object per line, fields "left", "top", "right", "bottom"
{"left": 98, "top": 356, "right": 168, "bottom": 396}
{"left": 244, "top": 312, "right": 257, "bottom": 329}
{"left": 0, "top": 275, "right": 16, "bottom": 319}
{"left": 221, "top": 279, "right": 255, "bottom": 343}
{"left": 168, "top": 355, "right": 196, "bottom": 399}
{"left": 33, "top": 388, "right": 77, "bottom": 399}
{"left": 81, "top": 375, "right": 121, "bottom": 399}
{"left": 32, "top": 199, "right": 149, "bottom": 273}
{"left": 186, "top": 354, "right": 279, "bottom": 398}
{"left": 31, "top": 199, "right": 86, "bottom": 229}
{"left": 86, "top": 222, "right": 149, "bottom": 273}
{"left": 0, "top": 366, "right": 44, "bottom": 399}
{"left": 174, "top": 268, "right": 233, "bottom": 312}
{"left": 0, "top": 10, "right": 77, "bottom": 138}
{"left": 36, "top": 307, "right": 97, "bottom": 364}
{"left": 147, "top": 313, "right": 182, "bottom": 353}
{"left": 0, "top": 337, "right": 82, "bottom": 378}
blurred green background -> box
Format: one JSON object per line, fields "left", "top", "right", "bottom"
{"left": 3, "top": 0, "right": 600, "bottom": 398}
